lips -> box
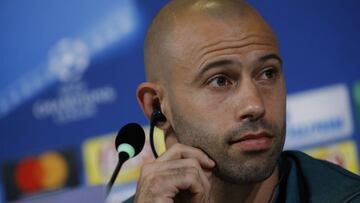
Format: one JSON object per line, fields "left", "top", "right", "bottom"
{"left": 228, "top": 132, "right": 273, "bottom": 151}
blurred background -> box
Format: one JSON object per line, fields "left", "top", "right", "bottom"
{"left": 1, "top": 0, "right": 360, "bottom": 202}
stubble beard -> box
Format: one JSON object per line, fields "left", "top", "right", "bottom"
{"left": 171, "top": 108, "right": 286, "bottom": 185}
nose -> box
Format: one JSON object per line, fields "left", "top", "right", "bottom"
{"left": 235, "top": 80, "right": 265, "bottom": 122}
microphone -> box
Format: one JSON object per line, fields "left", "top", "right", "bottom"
{"left": 106, "top": 123, "right": 145, "bottom": 197}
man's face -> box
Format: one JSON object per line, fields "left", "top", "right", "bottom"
{"left": 162, "top": 10, "right": 286, "bottom": 184}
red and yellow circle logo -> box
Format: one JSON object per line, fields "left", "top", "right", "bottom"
{"left": 14, "top": 151, "right": 69, "bottom": 194}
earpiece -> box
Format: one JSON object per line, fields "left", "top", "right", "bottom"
{"left": 150, "top": 101, "right": 166, "bottom": 126}
{"left": 149, "top": 100, "right": 166, "bottom": 158}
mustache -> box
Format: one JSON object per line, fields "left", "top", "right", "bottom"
{"left": 224, "top": 119, "right": 283, "bottom": 142}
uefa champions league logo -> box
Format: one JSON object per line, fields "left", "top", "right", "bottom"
{"left": 48, "top": 38, "right": 90, "bottom": 82}
{"left": 32, "top": 38, "right": 116, "bottom": 124}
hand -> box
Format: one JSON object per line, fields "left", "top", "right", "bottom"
{"left": 133, "top": 143, "right": 216, "bottom": 203}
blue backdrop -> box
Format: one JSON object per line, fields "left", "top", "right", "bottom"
{"left": 1, "top": 0, "right": 360, "bottom": 202}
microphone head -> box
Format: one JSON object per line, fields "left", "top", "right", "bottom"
{"left": 115, "top": 123, "right": 145, "bottom": 158}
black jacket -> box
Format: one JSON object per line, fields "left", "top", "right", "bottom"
{"left": 124, "top": 151, "right": 360, "bottom": 203}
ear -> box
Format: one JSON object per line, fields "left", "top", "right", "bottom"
{"left": 137, "top": 82, "right": 172, "bottom": 132}
{"left": 136, "top": 82, "right": 159, "bottom": 120}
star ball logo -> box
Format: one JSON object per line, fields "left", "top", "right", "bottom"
{"left": 32, "top": 38, "right": 117, "bottom": 124}
{"left": 48, "top": 38, "right": 90, "bottom": 82}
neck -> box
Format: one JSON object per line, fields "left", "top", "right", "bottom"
{"left": 209, "top": 166, "right": 279, "bottom": 203}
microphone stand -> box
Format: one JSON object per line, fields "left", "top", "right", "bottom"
{"left": 106, "top": 152, "right": 129, "bottom": 197}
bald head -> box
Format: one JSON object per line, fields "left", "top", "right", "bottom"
{"left": 139, "top": 1, "right": 285, "bottom": 188}
{"left": 144, "top": 0, "right": 277, "bottom": 84}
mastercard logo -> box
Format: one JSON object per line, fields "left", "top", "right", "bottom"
{"left": 14, "top": 152, "right": 69, "bottom": 194}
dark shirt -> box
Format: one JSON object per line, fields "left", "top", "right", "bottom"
{"left": 124, "top": 150, "right": 360, "bottom": 203}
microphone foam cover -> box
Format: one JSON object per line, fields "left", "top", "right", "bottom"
{"left": 115, "top": 123, "right": 145, "bottom": 157}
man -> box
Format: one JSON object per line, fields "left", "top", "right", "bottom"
{"left": 128, "top": 0, "right": 360, "bottom": 202}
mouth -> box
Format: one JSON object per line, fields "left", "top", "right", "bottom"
{"left": 228, "top": 131, "right": 273, "bottom": 152}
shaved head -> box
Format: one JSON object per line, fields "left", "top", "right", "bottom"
{"left": 144, "top": 0, "right": 277, "bottom": 84}
{"left": 139, "top": 0, "right": 286, "bottom": 189}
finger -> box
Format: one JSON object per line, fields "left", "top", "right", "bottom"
{"left": 166, "top": 167, "right": 208, "bottom": 203}
{"left": 156, "top": 143, "right": 215, "bottom": 169}
{"left": 136, "top": 161, "right": 211, "bottom": 202}
{"left": 171, "top": 158, "right": 213, "bottom": 180}
{"left": 142, "top": 158, "right": 211, "bottom": 190}
{"left": 137, "top": 167, "right": 205, "bottom": 200}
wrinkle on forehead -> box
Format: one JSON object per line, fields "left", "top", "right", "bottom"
{"left": 195, "top": 34, "right": 278, "bottom": 69}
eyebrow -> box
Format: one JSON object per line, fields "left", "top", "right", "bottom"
{"left": 199, "top": 59, "right": 235, "bottom": 75}
{"left": 193, "top": 59, "right": 236, "bottom": 83}
{"left": 260, "top": 54, "right": 283, "bottom": 65}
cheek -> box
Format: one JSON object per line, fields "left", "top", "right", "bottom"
{"left": 191, "top": 91, "right": 229, "bottom": 115}
{"left": 171, "top": 88, "right": 228, "bottom": 131}
{"left": 262, "top": 87, "right": 286, "bottom": 124}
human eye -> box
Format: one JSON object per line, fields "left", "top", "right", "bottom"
{"left": 206, "top": 74, "right": 234, "bottom": 89}
{"left": 258, "top": 67, "right": 279, "bottom": 81}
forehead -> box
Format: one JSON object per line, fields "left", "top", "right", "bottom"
{"left": 164, "top": 9, "right": 279, "bottom": 69}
